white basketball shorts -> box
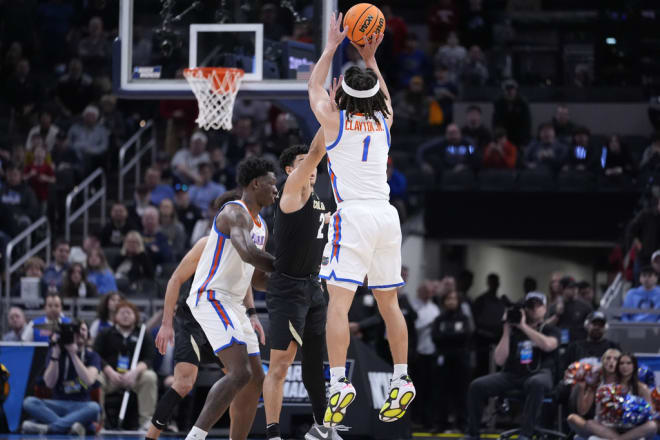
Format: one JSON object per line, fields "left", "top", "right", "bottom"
{"left": 186, "top": 291, "right": 260, "bottom": 356}
{"left": 319, "top": 200, "right": 405, "bottom": 292}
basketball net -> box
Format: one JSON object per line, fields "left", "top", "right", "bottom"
{"left": 183, "top": 67, "right": 245, "bottom": 131}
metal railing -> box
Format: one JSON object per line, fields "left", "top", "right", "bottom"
{"left": 65, "top": 167, "right": 107, "bottom": 242}
{"left": 118, "top": 120, "right": 156, "bottom": 202}
{"left": 3, "top": 217, "right": 51, "bottom": 320}
{"left": 600, "top": 272, "right": 625, "bottom": 310}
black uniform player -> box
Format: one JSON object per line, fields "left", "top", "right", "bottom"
{"left": 146, "top": 190, "right": 267, "bottom": 440}
{"left": 262, "top": 129, "right": 340, "bottom": 440}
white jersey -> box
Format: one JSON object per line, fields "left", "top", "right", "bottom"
{"left": 326, "top": 110, "right": 391, "bottom": 203}
{"left": 187, "top": 200, "right": 266, "bottom": 306}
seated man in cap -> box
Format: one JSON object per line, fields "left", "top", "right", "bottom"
{"left": 545, "top": 276, "right": 593, "bottom": 344}
{"left": 466, "top": 292, "right": 561, "bottom": 440}
{"left": 558, "top": 311, "right": 620, "bottom": 413}
{"left": 561, "top": 311, "right": 619, "bottom": 372}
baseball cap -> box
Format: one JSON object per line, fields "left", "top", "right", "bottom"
{"left": 560, "top": 276, "right": 577, "bottom": 289}
{"left": 586, "top": 311, "right": 607, "bottom": 324}
{"left": 524, "top": 291, "right": 547, "bottom": 306}
{"left": 652, "top": 249, "right": 660, "bottom": 261}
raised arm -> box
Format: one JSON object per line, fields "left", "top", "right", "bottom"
{"left": 155, "top": 236, "right": 208, "bottom": 354}
{"left": 308, "top": 12, "right": 346, "bottom": 128}
{"left": 351, "top": 33, "right": 393, "bottom": 123}
{"left": 280, "top": 128, "right": 326, "bottom": 211}
{"left": 220, "top": 205, "right": 275, "bottom": 273}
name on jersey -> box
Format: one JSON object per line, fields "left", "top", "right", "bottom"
{"left": 345, "top": 119, "right": 384, "bottom": 132}
{"left": 251, "top": 233, "right": 265, "bottom": 246}
{"left": 313, "top": 199, "right": 326, "bottom": 211}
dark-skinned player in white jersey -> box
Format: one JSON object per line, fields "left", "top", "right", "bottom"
{"left": 179, "top": 157, "right": 277, "bottom": 440}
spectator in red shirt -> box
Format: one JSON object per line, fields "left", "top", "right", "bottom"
{"left": 483, "top": 129, "right": 517, "bottom": 169}
{"left": 23, "top": 145, "right": 55, "bottom": 213}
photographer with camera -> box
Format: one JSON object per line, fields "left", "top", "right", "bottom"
{"left": 21, "top": 292, "right": 72, "bottom": 342}
{"left": 466, "top": 292, "right": 561, "bottom": 440}
{"left": 21, "top": 321, "right": 102, "bottom": 435}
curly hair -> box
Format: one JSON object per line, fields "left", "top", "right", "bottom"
{"left": 236, "top": 156, "right": 275, "bottom": 188}
{"left": 279, "top": 145, "right": 309, "bottom": 172}
{"left": 335, "top": 66, "right": 390, "bottom": 121}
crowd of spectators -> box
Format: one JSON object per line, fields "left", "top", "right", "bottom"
{"left": 411, "top": 99, "right": 652, "bottom": 190}
{"left": 343, "top": 264, "right": 660, "bottom": 435}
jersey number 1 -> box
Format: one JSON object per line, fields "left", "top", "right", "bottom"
{"left": 362, "top": 136, "right": 371, "bottom": 162}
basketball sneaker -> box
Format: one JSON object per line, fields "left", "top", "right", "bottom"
{"left": 323, "top": 377, "right": 356, "bottom": 428}
{"left": 378, "top": 374, "right": 416, "bottom": 422}
{"left": 305, "top": 423, "right": 346, "bottom": 440}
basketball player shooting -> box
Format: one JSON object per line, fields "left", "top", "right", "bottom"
{"left": 308, "top": 11, "right": 416, "bottom": 427}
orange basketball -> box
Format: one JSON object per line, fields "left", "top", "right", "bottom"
{"left": 343, "top": 3, "right": 386, "bottom": 45}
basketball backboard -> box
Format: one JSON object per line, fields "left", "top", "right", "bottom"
{"left": 114, "top": 0, "right": 335, "bottom": 99}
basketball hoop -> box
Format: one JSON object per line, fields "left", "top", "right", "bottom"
{"left": 183, "top": 67, "right": 245, "bottom": 131}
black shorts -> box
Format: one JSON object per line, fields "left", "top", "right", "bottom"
{"left": 266, "top": 272, "right": 327, "bottom": 351}
{"left": 174, "top": 303, "right": 223, "bottom": 367}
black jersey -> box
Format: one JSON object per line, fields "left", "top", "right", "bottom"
{"left": 273, "top": 190, "right": 327, "bottom": 277}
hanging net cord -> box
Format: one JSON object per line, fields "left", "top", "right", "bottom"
{"left": 184, "top": 68, "right": 244, "bottom": 131}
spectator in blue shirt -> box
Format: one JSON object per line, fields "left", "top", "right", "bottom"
{"left": 42, "top": 239, "right": 70, "bottom": 293}
{"left": 144, "top": 167, "right": 174, "bottom": 206}
{"left": 21, "top": 321, "right": 101, "bottom": 435}
{"left": 622, "top": 266, "right": 660, "bottom": 322}
{"left": 21, "top": 293, "right": 72, "bottom": 342}
{"left": 86, "top": 248, "right": 118, "bottom": 295}
{"left": 189, "top": 162, "right": 226, "bottom": 214}
{"left": 396, "top": 33, "right": 431, "bottom": 89}
{"left": 387, "top": 157, "right": 408, "bottom": 222}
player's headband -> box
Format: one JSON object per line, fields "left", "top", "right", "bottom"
{"left": 341, "top": 78, "right": 380, "bottom": 98}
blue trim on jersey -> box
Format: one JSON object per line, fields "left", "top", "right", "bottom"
{"left": 380, "top": 114, "right": 391, "bottom": 148}
{"left": 212, "top": 211, "right": 230, "bottom": 238}
{"left": 327, "top": 159, "right": 344, "bottom": 203}
{"left": 208, "top": 290, "right": 235, "bottom": 329}
{"left": 326, "top": 110, "right": 344, "bottom": 151}
{"left": 214, "top": 337, "right": 247, "bottom": 353}
{"left": 330, "top": 211, "right": 342, "bottom": 263}
{"left": 195, "top": 236, "right": 227, "bottom": 306}
{"left": 369, "top": 281, "right": 406, "bottom": 289}
{"left": 248, "top": 352, "right": 260, "bottom": 357}
{"left": 319, "top": 270, "right": 363, "bottom": 285}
